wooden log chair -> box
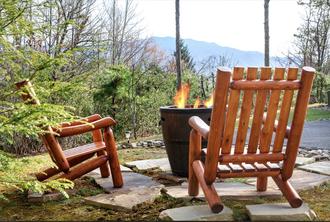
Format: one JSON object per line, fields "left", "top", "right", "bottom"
{"left": 188, "top": 66, "right": 315, "bottom": 213}
{"left": 15, "top": 80, "right": 123, "bottom": 188}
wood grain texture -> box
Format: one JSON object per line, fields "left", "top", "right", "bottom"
{"left": 259, "top": 68, "right": 285, "bottom": 153}
{"left": 282, "top": 67, "right": 315, "bottom": 180}
{"left": 188, "top": 129, "right": 202, "bottom": 196}
{"left": 273, "top": 68, "right": 298, "bottom": 153}
{"left": 204, "top": 67, "right": 231, "bottom": 185}
{"left": 222, "top": 67, "right": 244, "bottom": 154}
{"left": 231, "top": 80, "right": 300, "bottom": 90}
{"left": 247, "top": 67, "right": 272, "bottom": 153}
{"left": 235, "top": 67, "right": 258, "bottom": 154}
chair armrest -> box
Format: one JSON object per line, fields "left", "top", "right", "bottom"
{"left": 59, "top": 114, "right": 102, "bottom": 127}
{"left": 188, "top": 116, "right": 210, "bottom": 140}
{"left": 262, "top": 113, "right": 290, "bottom": 138}
{"left": 54, "top": 117, "right": 116, "bottom": 137}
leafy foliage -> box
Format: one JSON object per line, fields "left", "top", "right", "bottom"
{"left": 0, "top": 151, "right": 74, "bottom": 201}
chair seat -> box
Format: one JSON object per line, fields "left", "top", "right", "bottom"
{"left": 201, "top": 148, "right": 281, "bottom": 178}
{"left": 216, "top": 162, "right": 280, "bottom": 178}
{"left": 64, "top": 141, "right": 106, "bottom": 160}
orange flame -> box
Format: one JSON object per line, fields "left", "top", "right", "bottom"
{"left": 204, "top": 91, "right": 214, "bottom": 108}
{"left": 193, "top": 97, "right": 201, "bottom": 108}
{"left": 174, "top": 83, "right": 190, "bottom": 108}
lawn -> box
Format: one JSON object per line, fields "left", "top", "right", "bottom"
{"left": 1, "top": 147, "right": 330, "bottom": 221}
{"left": 306, "top": 107, "right": 330, "bottom": 121}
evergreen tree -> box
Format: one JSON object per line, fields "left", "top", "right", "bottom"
{"left": 174, "top": 39, "right": 196, "bottom": 73}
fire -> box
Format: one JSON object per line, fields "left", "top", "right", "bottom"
{"left": 193, "top": 97, "right": 201, "bottom": 108}
{"left": 173, "top": 83, "right": 214, "bottom": 108}
{"left": 174, "top": 83, "right": 190, "bottom": 108}
{"left": 204, "top": 92, "right": 214, "bottom": 108}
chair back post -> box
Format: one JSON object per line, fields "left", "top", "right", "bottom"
{"left": 15, "top": 80, "right": 70, "bottom": 172}
{"left": 282, "top": 67, "right": 315, "bottom": 180}
{"left": 204, "top": 67, "right": 231, "bottom": 185}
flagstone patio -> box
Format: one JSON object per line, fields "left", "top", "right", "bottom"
{"left": 80, "top": 154, "right": 330, "bottom": 221}
{"left": 79, "top": 119, "right": 330, "bottom": 221}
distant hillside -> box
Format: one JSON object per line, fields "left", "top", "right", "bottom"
{"left": 151, "top": 36, "right": 284, "bottom": 68}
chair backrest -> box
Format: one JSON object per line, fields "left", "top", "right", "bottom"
{"left": 204, "top": 67, "right": 315, "bottom": 183}
{"left": 16, "top": 80, "right": 70, "bottom": 172}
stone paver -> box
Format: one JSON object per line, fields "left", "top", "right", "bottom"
{"left": 84, "top": 169, "right": 164, "bottom": 210}
{"left": 165, "top": 182, "right": 281, "bottom": 200}
{"left": 298, "top": 161, "right": 330, "bottom": 176}
{"left": 246, "top": 169, "right": 330, "bottom": 191}
{"left": 87, "top": 171, "right": 163, "bottom": 193}
{"left": 85, "top": 186, "right": 162, "bottom": 211}
{"left": 159, "top": 205, "right": 233, "bottom": 221}
{"left": 91, "top": 165, "right": 133, "bottom": 174}
{"left": 125, "top": 158, "right": 171, "bottom": 172}
{"left": 246, "top": 203, "right": 317, "bottom": 221}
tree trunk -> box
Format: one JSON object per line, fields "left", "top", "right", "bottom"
{"left": 264, "top": 0, "right": 270, "bottom": 66}
{"left": 175, "top": 0, "right": 182, "bottom": 90}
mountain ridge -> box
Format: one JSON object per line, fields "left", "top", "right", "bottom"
{"left": 151, "top": 36, "right": 283, "bottom": 68}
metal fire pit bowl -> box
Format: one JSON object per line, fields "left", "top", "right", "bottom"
{"left": 160, "top": 105, "right": 212, "bottom": 177}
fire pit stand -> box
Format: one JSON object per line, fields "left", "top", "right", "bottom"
{"left": 160, "top": 105, "right": 211, "bottom": 177}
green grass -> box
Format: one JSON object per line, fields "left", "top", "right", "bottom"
{"left": 306, "top": 108, "right": 330, "bottom": 121}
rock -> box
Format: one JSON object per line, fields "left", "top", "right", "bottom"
{"left": 309, "top": 95, "right": 318, "bottom": 104}
{"left": 154, "top": 142, "right": 162, "bottom": 147}
{"left": 125, "top": 158, "right": 171, "bottom": 172}
{"left": 131, "top": 142, "right": 137, "bottom": 148}
{"left": 314, "top": 155, "right": 329, "bottom": 161}
{"left": 28, "top": 189, "right": 76, "bottom": 203}
{"left": 85, "top": 186, "right": 162, "bottom": 211}
{"left": 159, "top": 205, "right": 234, "bottom": 221}
{"left": 295, "top": 157, "right": 315, "bottom": 166}
{"left": 157, "top": 173, "right": 186, "bottom": 184}
{"left": 147, "top": 141, "right": 153, "bottom": 147}
{"left": 246, "top": 203, "right": 317, "bottom": 221}
{"left": 298, "top": 161, "right": 330, "bottom": 176}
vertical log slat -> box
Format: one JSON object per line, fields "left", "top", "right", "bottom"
{"left": 222, "top": 67, "right": 244, "bottom": 154}
{"left": 248, "top": 67, "right": 272, "bottom": 153}
{"left": 235, "top": 67, "right": 258, "bottom": 154}
{"left": 259, "top": 68, "right": 285, "bottom": 153}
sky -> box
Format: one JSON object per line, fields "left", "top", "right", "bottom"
{"left": 133, "top": 0, "right": 305, "bottom": 56}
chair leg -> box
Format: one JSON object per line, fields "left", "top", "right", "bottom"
{"left": 188, "top": 129, "right": 201, "bottom": 196}
{"left": 104, "top": 127, "right": 123, "bottom": 188}
{"left": 97, "top": 150, "right": 110, "bottom": 178}
{"left": 193, "top": 160, "right": 223, "bottom": 213}
{"left": 36, "top": 153, "right": 95, "bottom": 181}
{"left": 60, "top": 156, "right": 108, "bottom": 180}
{"left": 272, "top": 174, "right": 303, "bottom": 208}
{"left": 256, "top": 176, "right": 268, "bottom": 191}
{"left": 36, "top": 167, "right": 61, "bottom": 181}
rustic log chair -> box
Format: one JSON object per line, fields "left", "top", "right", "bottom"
{"left": 15, "top": 80, "right": 123, "bottom": 188}
{"left": 188, "top": 66, "right": 315, "bottom": 213}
